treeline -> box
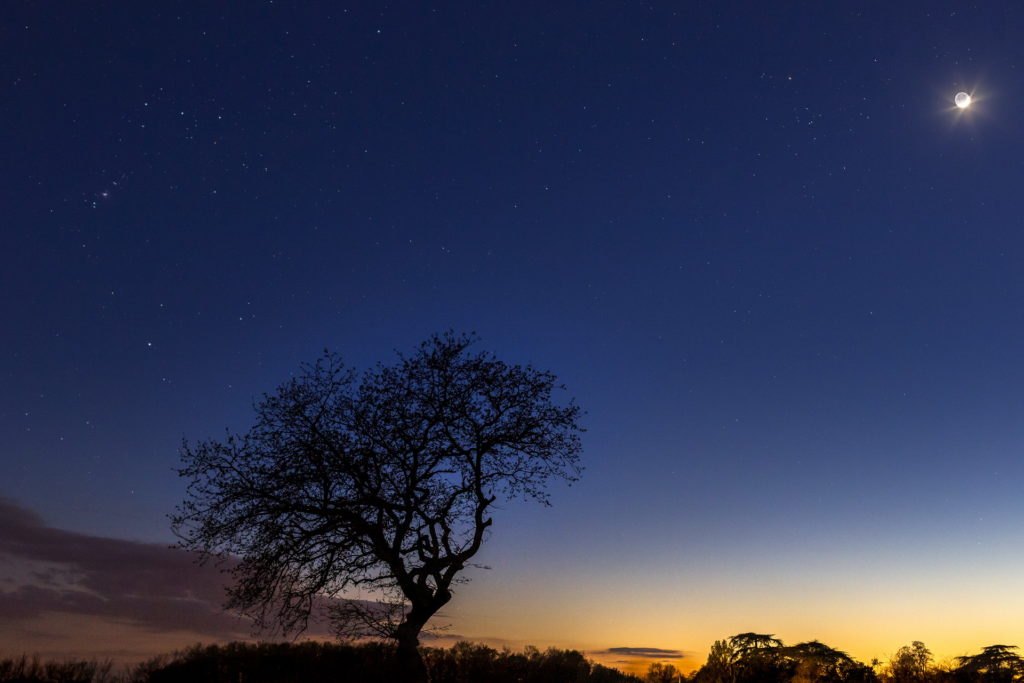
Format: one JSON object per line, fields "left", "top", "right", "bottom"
{"left": 1, "top": 636, "right": 1022, "bottom": 683}
{"left": 0, "top": 641, "right": 639, "bottom": 683}
{"left": 680, "top": 633, "right": 1023, "bottom": 683}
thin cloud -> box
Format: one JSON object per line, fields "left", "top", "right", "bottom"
{"left": 0, "top": 497, "right": 252, "bottom": 639}
{"left": 598, "top": 647, "right": 684, "bottom": 659}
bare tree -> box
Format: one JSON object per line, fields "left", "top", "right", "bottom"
{"left": 172, "top": 332, "right": 584, "bottom": 682}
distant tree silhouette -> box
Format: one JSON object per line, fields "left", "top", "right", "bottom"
{"left": 886, "top": 641, "right": 933, "bottom": 683}
{"left": 644, "top": 661, "right": 684, "bottom": 683}
{"left": 419, "top": 642, "right": 638, "bottom": 683}
{"left": 954, "top": 645, "right": 1022, "bottom": 683}
{"left": 690, "top": 633, "right": 784, "bottom": 683}
{"left": 785, "top": 641, "right": 876, "bottom": 683}
{"left": 111, "top": 641, "right": 641, "bottom": 683}
{"left": 730, "top": 633, "right": 783, "bottom": 656}
{"left": 172, "top": 332, "right": 584, "bottom": 683}
{"left": 691, "top": 639, "right": 736, "bottom": 683}
{"left": 0, "top": 655, "right": 115, "bottom": 683}
{"left": 729, "top": 633, "right": 786, "bottom": 683}
{"left": 692, "top": 634, "right": 878, "bottom": 683}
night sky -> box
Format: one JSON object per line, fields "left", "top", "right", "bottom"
{"left": 3, "top": 1, "right": 1024, "bottom": 673}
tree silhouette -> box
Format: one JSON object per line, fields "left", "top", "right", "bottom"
{"left": 730, "top": 633, "right": 783, "bottom": 655}
{"left": 784, "top": 641, "right": 875, "bottom": 683}
{"left": 692, "top": 634, "right": 878, "bottom": 683}
{"left": 886, "top": 641, "right": 932, "bottom": 683}
{"left": 729, "top": 633, "right": 786, "bottom": 683}
{"left": 172, "top": 332, "right": 584, "bottom": 683}
{"left": 692, "top": 639, "right": 737, "bottom": 683}
{"left": 954, "top": 645, "right": 1022, "bottom": 683}
{"left": 644, "top": 661, "right": 684, "bottom": 683}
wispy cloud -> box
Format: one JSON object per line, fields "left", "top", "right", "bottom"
{"left": 597, "top": 646, "right": 684, "bottom": 659}
{"left": 0, "top": 497, "right": 252, "bottom": 639}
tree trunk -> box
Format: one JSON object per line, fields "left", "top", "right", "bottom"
{"left": 394, "top": 621, "right": 428, "bottom": 683}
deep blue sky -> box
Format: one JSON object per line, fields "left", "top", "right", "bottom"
{"left": 3, "top": 0, "right": 1024, "bottom": 667}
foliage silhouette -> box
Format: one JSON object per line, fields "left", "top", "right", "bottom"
{"left": 5, "top": 636, "right": 1024, "bottom": 683}
{"left": 643, "top": 661, "right": 684, "bottom": 682}
{"left": 953, "top": 645, "right": 1023, "bottom": 683}
{"left": 691, "top": 633, "right": 876, "bottom": 683}
{"left": 172, "top": 332, "right": 584, "bottom": 682}
{"left": 685, "top": 635, "right": 1024, "bottom": 683}
{"left": 690, "top": 639, "right": 735, "bottom": 683}
{"left": 126, "top": 642, "right": 637, "bottom": 683}
{"left": 142, "top": 642, "right": 397, "bottom": 683}
{"left": 0, "top": 655, "right": 115, "bottom": 683}
{"left": 731, "top": 632, "right": 787, "bottom": 683}
{"left": 783, "top": 641, "right": 875, "bottom": 683}
{"left": 886, "top": 642, "right": 933, "bottom": 683}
